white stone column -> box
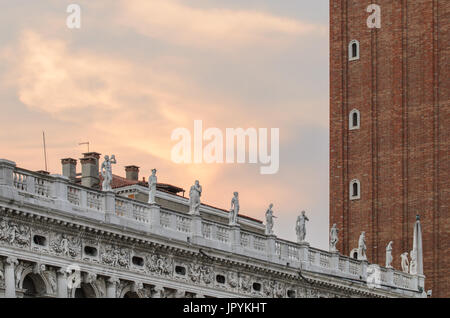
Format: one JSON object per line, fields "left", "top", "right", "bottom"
{"left": 361, "top": 260, "right": 369, "bottom": 281}
{"left": 4, "top": 257, "right": 18, "bottom": 298}
{"left": 298, "top": 242, "right": 310, "bottom": 268}
{"left": 191, "top": 215, "right": 205, "bottom": 245}
{"left": 385, "top": 268, "right": 394, "bottom": 287}
{"left": 106, "top": 277, "right": 120, "bottom": 298}
{"left": 104, "top": 191, "right": 116, "bottom": 222}
{"left": 0, "top": 159, "right": 16, "bottom": 186}
{"left": 149, "top": 204, "right": 161, "bottom": 234}
{"left": 231, "top": 225, "right": 241, "bottom": 253}
{"left": 267, "top": 235, "right": 277, "bottom": 261}
{"left": 52, "top": 175, "right": 69, "bottom": 201}
{"left": 57, "top": 269, "right": 68, "bottom": 298}
{"left": 330, "top": 252, "right": 340, "bottom": 272}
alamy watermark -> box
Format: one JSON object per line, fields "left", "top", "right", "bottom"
{"left": 66, "top": 4, "right": 81, "bottom": 29}
{"left": 171, "top": 120, "right": 279, "bottom": 175}
{"left": 367, "top": 4, "right": 381, "bottom": 29}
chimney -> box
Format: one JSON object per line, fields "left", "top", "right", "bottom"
{"left": 61, "top": 158, "right": 77, "bottom": 181}
{"left": 125, "top": 165, "right": 140, "bottom": 181}
{"left": 80, "top": 152, "right": 101, "bottom": 188}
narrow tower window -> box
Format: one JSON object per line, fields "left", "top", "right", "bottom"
{"left": 350, "top": 179, "right": 361, "bottom": 200}
{"left": 349, "top": 109, "right": 361, "bottom": 130}
{"left": 349, "top": 40, "right": 360, "bottom": 61}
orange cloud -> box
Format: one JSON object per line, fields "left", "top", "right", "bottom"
{"left": 116, "top": 0, "right": 327, "bottom": 49}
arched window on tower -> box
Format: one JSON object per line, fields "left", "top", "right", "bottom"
{"left": 349, "top": 109, "right": 361, "bottom": 130}
{"left": 350, "top": 179, "right": 361, "bottom": 200}
{"left": 349, "top": 40, "right": 360, "bottom": 61}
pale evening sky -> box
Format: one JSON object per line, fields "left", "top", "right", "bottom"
{"left": 0, "top": 0, "right": 330, "bottom": 249}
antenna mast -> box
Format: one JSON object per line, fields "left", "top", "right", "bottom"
{"left": 79, "top": 141, "right": 90, "bottom": 153}
{"left": 42, "top": 131, "right": 48, "bottom": 172}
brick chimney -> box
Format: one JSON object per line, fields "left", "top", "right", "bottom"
{"left": 125, "top": 165, "right": 140, "bottom": 181}
{"left": 80, "top": 152, "right": 101, "bottom": 188}
{"left": 61, "top": 158, "right": 77, "bottom": 181}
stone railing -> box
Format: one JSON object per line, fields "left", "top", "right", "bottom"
{"left": 0, "top": 159, "right": 423, "bottom": 294}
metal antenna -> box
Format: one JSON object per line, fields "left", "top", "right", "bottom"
{"left": 79, "top": 141, "right": 90, "bottom": 153}
{"left": 42, "top": 131, "right": 48, "bottom": 172}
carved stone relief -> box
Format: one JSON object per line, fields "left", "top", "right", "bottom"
{"left": 101, "top": 244, "right": 130, "bottom": 269}
{"left": 227, "top": 271, "right": 238, "bottom": 288}
{"left": 50, "top": 233, "right": 81, "bottom": 258}
{"left": 0, "top": 218, "right": 30, "bottom": 248}
{"left": 146, "top": 253, "right": 173, "bottom": 276}
{"left": 240, "top": 274, "right": 252, "bottom": 293}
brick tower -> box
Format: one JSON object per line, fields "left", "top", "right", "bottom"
{"left": 329, "top": 0, "right": 449, "bottom": 297}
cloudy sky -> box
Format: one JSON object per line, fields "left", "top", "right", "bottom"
{"left": 0, "top": 0, "right": 330, "bottom": 248}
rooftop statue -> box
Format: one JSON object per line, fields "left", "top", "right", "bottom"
{"left": 148, "top": 169, "right": 157, "bottom": 204}
{"left": 296, "top": 211, "right": 309, "bottom": 243}
{"left": 101, "top": 155, "right": 116, "bottom": 192}
{"left": 229, "top": 192, "right": 239, "bottom": 225}
{"left": 386, "top": 241, "right": 393, "bottom": 269}
{"left": 358, "top": 232, "right": 367, "bottom": 261}
{"left": 329, "top": 224, "right": 339, "bottom": 252}
{"left": 265, "top": 204, "right": 276, "bottom": 235}
{"left": 189, "top": 180, "right": 202, "bottom": 215}
{"left": 400, "top": 252, "right": 409, "bottom": 273}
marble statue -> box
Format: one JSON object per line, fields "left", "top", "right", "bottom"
{"left": 358, "top": 232, "right": 367, "bottom": 261}
{"left": 189, "top": 180, "right": 202, "bottom": 215}
{"left": 265, "top": 204, "right": 276, "bottom": 235}
{"left": 101, "top": 155, "right": 116, "bottom": 192}
{"left": 329, "top": 224, "right": 339, "bottom": 252}
{"left": 296, "top": 211, "right": 309, "bottom": 243}
{"left": 386, "top": 241, "right": 393, "bottom": 268}
{"left": 229, "top": 192, "right": 239, "bottom": 225}
{"left": 148, "top": 169, "right": 157, "bottom": 204}
{"left": 400, "top": 252, "right": 409, "bottom": 273}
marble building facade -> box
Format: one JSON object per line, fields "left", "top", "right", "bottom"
{"left": 0, "top": 158, "right": 425, "bottom": 298}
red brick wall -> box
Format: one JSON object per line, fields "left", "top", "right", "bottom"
{"left": 330, "top": 0, "right": 449, "bottom": 297}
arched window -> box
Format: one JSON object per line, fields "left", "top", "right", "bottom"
{"left": 349, "top": 109, "right": 361, "bottom": 130}
{"left": 22, "top": 273, "right": 46, "bottom": 298}
{"left": 350, "top": 248, "right": 359, "bottom": 259}
{"left": 349, "top": 40, "right": 360, "bottom": 61}
{"left": 74, "top": 283, "right": 97, "bottom": 298}
{"left": 350, "top": 179, "right": 361, "bottom": 200}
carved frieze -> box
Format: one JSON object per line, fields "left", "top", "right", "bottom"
{"left": 0, "top": 218, "right": 30, "bottom": 248}
{"left": 101, "top": 244, "right": 130, "bottom": 269}
{"left": 50, "top": 233, "right": 81, "bottom": 258}
{"left": 274, "top": 281, "right": 285, "bottom": 298}
{"left": 227, "top": 271, "right": 238, "bottom": 288}
{"left": 146, "top": 253, "right": 173, "bottom": 276}
{"left": 188, "top": 263, "right": 201, "bottom": 283}
{"left": 263, "top": 280, "right": 274, "bottom": 297}
{"left": 240, "top": 274, "right": 252, "bottom": 293}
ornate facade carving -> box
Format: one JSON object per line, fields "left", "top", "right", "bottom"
{"left": 188, "top": 263, "right": 201, "bottom": 283}
{"left": 146, "top": 253, "right": 173, "bottom": 276}
{"left": 263, "top": 280, "right": 274, "bottom": 297}
{"left": 227, "top": 271, "right": 238, "bottom": 288}
{"left": 0, "top": 218, "right": 30, "bottom": 248}
{"left": 50, "top": 233, "right": 81, "bottom": 258}
{"left": 240, "top": 274, "right": 252, "bottom": 293}
{"left": 200, "top": 265, "right": 214, "bottom": 285}
{"left": 101, "top": 244, "right": 130, "bottom": 268}
{"left": 274, "top": 281, "right": 285, "bottom": 298}
{"left": 0, "top": 205, "right": 423, "bottom": 298}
